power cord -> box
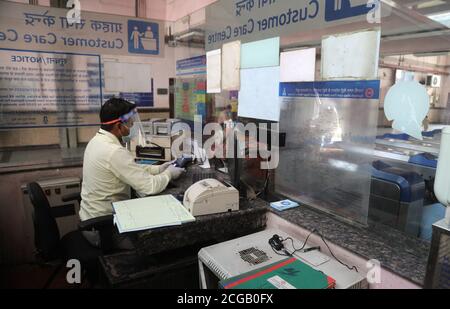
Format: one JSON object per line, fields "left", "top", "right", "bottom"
{"left": 256, "top": 170, "right": 270, "bottom": 198}
{"left": 242, "top": 170, "right": 271, "bottom": 202}
{"left": 268, "top": 230, "right": 359, "bottom": 273}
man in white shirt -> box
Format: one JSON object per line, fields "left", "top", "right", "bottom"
{"left": 79, "top": 98, "right": 185, "bottom": 248}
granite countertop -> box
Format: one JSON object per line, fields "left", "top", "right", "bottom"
{"left": 133, "top": 200, "right": 267, "bottom": 257}
{"left": 131, "top": 164, "right": 430, "bottom": 286}
{"left": 101, "top": 165, "right": 269, "bottom": 285}
{"left": 105, "top": 162, "right": 430, "bottom": 286}
{"left": 267, "top": 204, "right": 431, "bottom": 286}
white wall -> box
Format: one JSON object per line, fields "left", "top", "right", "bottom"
{"left": 38, "top": 0, "right": 50, "bottom": 6}
{"left": 79, "top": 0, "right": 217, "bottom": 21}
{"left": 146, "top": 0, "right": 167, "bottom": 20}
{"left": 27, "top": 0, "right": 215, "bottom": 21}
{"left": 166, "top": 0, "right": 217, "bottom": 21}
{"left": 174, "top": 45, "right": 205, "bottom": 63}
{"left": 102, "top": 47, "right": 176, "bottom": 108}
{"left": 101, "top": 44, "right": 206, "bottom": 109}
{"left": 440, "top": 76, "right": 450, "bottom": 108}
{"left": 78, "top": 0, "right": 135, "bottom": 17}
{"left": 4, "top": 0, "right": 29, "bottom": 3}
{"left": 438, "top": 56, "right": 450, "bottom": 108}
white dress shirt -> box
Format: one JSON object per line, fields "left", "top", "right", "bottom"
{"left": 79, "top": 129, "right": 171, "bottom": 221}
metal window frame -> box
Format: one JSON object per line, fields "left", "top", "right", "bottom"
{"left": 424, "top": 218, "right": 450, "bottom": 289}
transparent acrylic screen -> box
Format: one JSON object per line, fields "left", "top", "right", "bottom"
{"left": 275, "top": 94, "right": 379, "bottom": 225}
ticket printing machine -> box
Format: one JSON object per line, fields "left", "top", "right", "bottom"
{"left": 375, "top": 130, "right": 441, "bottom": 181}
{"left": 369, "top": 130, "right": 447, "bottom": 238}
{"left": 132, "top": 119, "right": 182, "bottom": 162}
{"left": 370, "top": 161, "right": 425, "bottom": 237}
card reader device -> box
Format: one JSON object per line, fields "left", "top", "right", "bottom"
{"left": 132, "top": 119, "right": 183, "bottom": 162}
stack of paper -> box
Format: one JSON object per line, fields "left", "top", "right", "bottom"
{"left": 112, "top": 195, "right": 196, "bottom": 234}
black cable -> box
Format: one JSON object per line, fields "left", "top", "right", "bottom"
{"left": 269, "top": 235, "right": 304, "bottom": 259}
{"left": 284, "top": 234, "right": 312, "bottom": 255}
{"left": 318, "top": 232, "right": 358, "bottom": 272}
{"left": 280, "top": 230, "right": 359, "bottom": 273}
{"left": 270, "top": 245, "right": 291, "bottom": 258}
{"left": 256, "top": 170, "right": 270, "bottom": 197}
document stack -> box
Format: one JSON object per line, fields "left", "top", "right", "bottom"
{"left": 112, "top": 195, "right": 196, "bottom": 234}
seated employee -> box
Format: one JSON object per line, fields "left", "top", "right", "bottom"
{"left": 79, "top": 98, "right": 185, "bottom": 248}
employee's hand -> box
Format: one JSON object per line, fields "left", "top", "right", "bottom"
{"left": 158, "top": 161, "right": 175, "bottom": 173}
{"left": 166, "top": 165, "right": 185, "bottom": 180}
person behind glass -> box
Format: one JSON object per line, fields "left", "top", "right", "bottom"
{"left": 207, "top": 104, "right": 235, "bottom": 161}
{"left": 218, "top": 104, "right": 234, "bottom": 132}
{"left": 79, "top": 98, "right": 185, "bottom": 249}
{"left": 423, "top": 115, "right": 430, "bottom": 132}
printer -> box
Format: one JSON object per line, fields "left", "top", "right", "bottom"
{"left": 183, "top": 179, "right": 239, "bottom": 217}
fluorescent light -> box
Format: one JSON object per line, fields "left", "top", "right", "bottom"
{"left": 176, "top": 31, "right": 204, "bottom": 40}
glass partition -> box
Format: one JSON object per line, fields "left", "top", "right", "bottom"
{"left": 201, "top": 0, "right": 450, "bottom": 244}
{"left": 276, "top": 81, "right": 380, "bottom": 225}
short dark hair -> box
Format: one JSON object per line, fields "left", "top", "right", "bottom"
{"left": 100, "top": 98, "right": 136, "bottom": 131}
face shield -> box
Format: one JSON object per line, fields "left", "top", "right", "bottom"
{"left": 118, "top": 108, "right": 141, "bottom": 129}
{"left": 102, "top": 108, "right": 145, "bottom": 144}
{"left": 120, "top": 109, "right": 145, "bottom": 144}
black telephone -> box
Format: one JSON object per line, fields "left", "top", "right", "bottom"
{"left": 268, "top": 234, "right": 285, "bottom": 251}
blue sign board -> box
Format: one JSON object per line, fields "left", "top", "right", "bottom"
{"left": 176, "top": 55, "right": 207, "bottom": 76}
{"left": 127, "top": 20, "right": 160, "bottom": 55}
{"left": 325, "top": 0, "right": 375, "bottom": 22}
{"left": 280, "top": 80, "right": 381, "bottom": 100}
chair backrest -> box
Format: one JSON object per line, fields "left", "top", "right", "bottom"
{"left": 27, "top": 182, "right": 61, "bottom": 261}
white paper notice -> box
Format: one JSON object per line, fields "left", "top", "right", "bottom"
{"left": 322, "top": 29, "right": 381, "bottom": 80}
{"left": 207, "top": 49, "right": 222, "bottom": 93}
{"left": 280, "top": 48, "right": 316, "bottom": 82}
{"left": 238, "top": 66, "right": 280, "bottom": 122}
{"left": 222, "top": 41, "right": 241, "bottom": 91}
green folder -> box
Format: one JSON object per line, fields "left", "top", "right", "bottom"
{"left": 219, "top": 258, "right": 336, "bottom": 290}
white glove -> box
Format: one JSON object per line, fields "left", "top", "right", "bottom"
{"left": 158, "top": 161, "right": 174, "bottom": 173}
{"left": 165, "top": 165, "right": 185, "bottom": 180}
